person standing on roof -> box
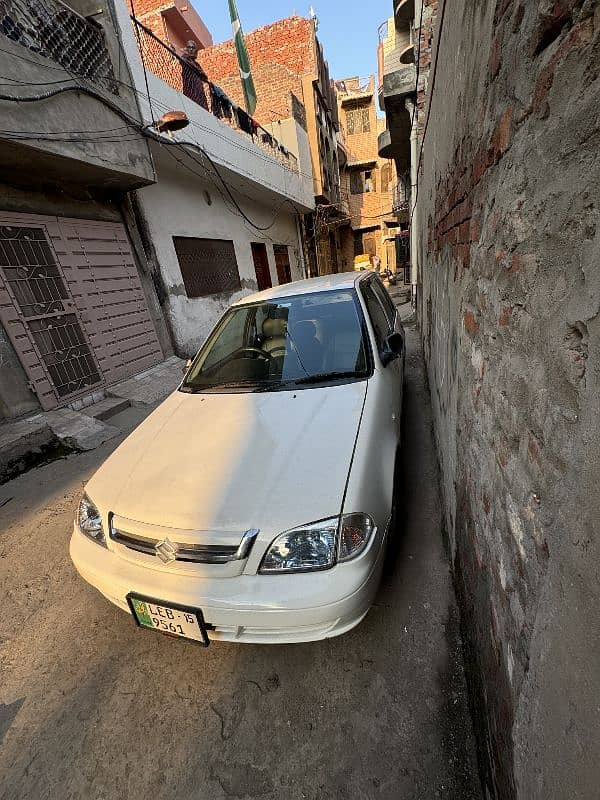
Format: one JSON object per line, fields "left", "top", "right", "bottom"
{"left": 180, "top": 40, "right": 209, "bottom": 111}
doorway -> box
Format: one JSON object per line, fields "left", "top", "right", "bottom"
{"left": 273, "top": 245, "right": 292, "bottom": 284}
{"left": 251, "top": 242, "right": 272, "bottom": 291}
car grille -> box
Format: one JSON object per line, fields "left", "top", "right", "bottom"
{"left": 109, "top": 523, "right": 258, "bottom": 564}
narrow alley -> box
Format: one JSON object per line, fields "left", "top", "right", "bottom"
{"left": 1, "top": 0, "right": 599, "bottom": 797}
{"left": 0, "top": 316, "right": 481, "bottom": 800}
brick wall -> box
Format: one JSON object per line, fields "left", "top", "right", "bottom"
{"left": 130, "top": 0, "right": 169, "bottom": 41}
{"left": 198, "top": 16, "right": 316, "bottom": 127}
{"left": 341, "top": 95, "right": 378, "bottom": 165}
{"left": 418, "top": 2, "right": 600, "bottom": 798}
{"left": 339, "top": 83, "right": 395, "bottom": 266}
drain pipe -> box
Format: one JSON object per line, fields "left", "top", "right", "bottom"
{"left": 405, "top": 97, "right": 419, "bottom": 310}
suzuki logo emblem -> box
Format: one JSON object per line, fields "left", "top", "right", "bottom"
{"left": 155, "top": 537, "right": 178, "bottom": 564}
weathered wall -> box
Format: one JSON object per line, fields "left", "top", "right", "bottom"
{"left": 418, "top": 2, "right": 600, "bottom": 798}
{"left": 0, "top": 0, "right": 155, "bottom": 190}
{"left": 136, "top": 143, "right": 305, "bottom": 356}
{"left": 0, "top": 324, "right": 39, "bottom": 421}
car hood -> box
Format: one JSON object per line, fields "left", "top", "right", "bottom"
{"left": 87, "top": 383, "right": 367, "bottom": 534}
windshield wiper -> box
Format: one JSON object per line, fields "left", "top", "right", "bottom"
{"left": 293, "top": 371, "right": 365, "bottom": 385}
{"left": 181, "top": 378, "right": 295, "bottom": 393}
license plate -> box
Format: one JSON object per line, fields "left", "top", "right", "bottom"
{"left": 127, "top": 594, "right": 210, "bottom": 646}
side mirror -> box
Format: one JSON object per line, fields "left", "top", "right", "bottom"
{"left": 381, "top": 332, "right": 404, "bottom": 366}
{"left": 182, "top": 358, "right": 192, "bottom": 374}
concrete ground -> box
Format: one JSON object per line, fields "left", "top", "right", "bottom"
{"left": 0, "top": 322, "right": 481, "bottom": 800}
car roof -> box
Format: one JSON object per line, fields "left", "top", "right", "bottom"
{"left": 233, "top": 271, "right": 365, "bottom": 306}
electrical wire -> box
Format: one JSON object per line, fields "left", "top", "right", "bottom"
{"left": 146, "top": 130, "right": 303, "bottom": 232}
{"left": 0, "top": 45, "right": 316, "bottom": 182}
{"left": 129, "top": 0, "right": 155, "bottom": 124}
{"left": 0, "top": 29, "right": 312, "bottom": 232}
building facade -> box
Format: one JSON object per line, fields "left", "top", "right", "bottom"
{"left": 198, "top": 16, "right": 346, "bottom": 277}
{"left": 121, "top": 2, "right": 314, "bottom": 355}
{"left": 335, "top": 76, "right": 398, "bottom": 274}
{"left": 377, "top": 0, "right": 436, "bottom": 294}
{"left": 0, "top": 0, "right": 171, "bottom": 419}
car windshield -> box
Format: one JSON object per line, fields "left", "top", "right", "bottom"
{"left": 181, "top": 289, "right": 370, "bottom": 392}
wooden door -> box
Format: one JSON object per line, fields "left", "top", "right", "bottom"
{"left": 273, "top": 245, "right": 292, "bottom": 284}
{"left": 251, "top": 242, "right": 272, "bottom": 291}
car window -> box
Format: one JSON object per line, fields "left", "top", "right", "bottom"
{"left": 361, "top": 281, "right": 391, "bottom": 351}
{"left": 182, "top": 289, "right": 371, "bottom": 392}
{"left": 371, "top": 278, "right": 397, "bottom": 328}
{"left": 201, "top": 308, "right": 249, "bottom": 371}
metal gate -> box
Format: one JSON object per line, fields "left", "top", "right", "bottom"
{"left": 0, "top": 213, "right": 163, "bottom": 411}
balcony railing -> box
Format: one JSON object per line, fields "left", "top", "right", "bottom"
{"left": 132, "top": 19, "right": 298, "bottom": 174}
{"left": 0, "top": 0, "right": 118, "bottom": 95}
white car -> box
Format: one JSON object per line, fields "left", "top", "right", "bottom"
{"left": 70, "top": 272, "right": 405, "bottom": 645}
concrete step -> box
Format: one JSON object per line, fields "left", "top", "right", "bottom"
{"left": 41, "top": 408, "right": 120, "bottom": 451}
{"left": 107, "top": 355, "right": 185, "bottom": 407}
{"left": 0, "top": 417, "right": 59, "bottom": 484}
{"left": 81, "top": 396, "right": 131, "bottom": 421}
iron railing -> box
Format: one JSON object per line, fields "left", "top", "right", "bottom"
{"left": 0, "top": 0, "right": 118, "bottom": 94}
{"left": 132, "top": 19, "right": 298, "bottom": 174}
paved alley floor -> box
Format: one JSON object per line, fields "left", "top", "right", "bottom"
{"left": 0, "top": 324, "right": 481, "bottom": 800}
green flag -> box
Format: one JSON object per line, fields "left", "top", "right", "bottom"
{"left": 228, "top": 0, "right": 257, "bottom": 116}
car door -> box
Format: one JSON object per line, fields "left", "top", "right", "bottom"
{"left": 343, "top": 277, "right": 404, "bottom": 539}
{"left": 360, "top": 277, "right": 404, "bottom": 444}
{"left": 370, "top": 276, "right": 405, "bottom": 412}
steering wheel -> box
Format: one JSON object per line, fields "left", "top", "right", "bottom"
{"left": 236, "top": 347, "right": 271, "bottom": 361}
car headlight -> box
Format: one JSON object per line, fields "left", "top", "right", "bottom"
{"left": 338, "top": 513, "right": 375, "bottom": 561}
{"left": 259, "top": 517, "right": 338, "bottom": 573}
{"left": 77, "top": 494, "right": 107, "bottom": 548}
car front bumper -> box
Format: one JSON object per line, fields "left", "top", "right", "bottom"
{"left": 69, "top": 528, "right": 386, "bottom": 644}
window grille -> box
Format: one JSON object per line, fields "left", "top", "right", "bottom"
{"left": 0, "top": 0, "right": 118, "bottom": 95}
{"left": 346, "top": 107, "right": 370, "bottom": 135}
{"left": 173, "top": 237, "right": 241, "bottom": 298}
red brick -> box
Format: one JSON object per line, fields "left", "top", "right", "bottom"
{"left": 458, "top": 244, "right": 471, "bottom": 271}
{"left": 197, "top": 16, "right": 315, "bottom": 126}
{"left": 529, "top": 0, "right": 580, "bottom": 56}
{"left": 470, "top": 217, "right": 482, "bottom": 242}
{"left": 532, "top": 17, "right": 594, "bottom": 115}
{"left": 489, "top": 31, "right": 503, "bottom": 80}
{"left": 491, "top": 108, "right": 513, "bottom": 161}
{"left": 464, "top": 310, "right": 479, "bottom": 336}
{"left": 508, "top": 253, "right": 521, "bottom": 273}
{"left": 483, "top": 493, "right": 491, "bottom": 515}
{"left": 499, "top": 306, "right": 513, "bottom": 326}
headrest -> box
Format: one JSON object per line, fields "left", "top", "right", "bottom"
{"left": 262, "top": 317, "right": 287, "bottom": 337}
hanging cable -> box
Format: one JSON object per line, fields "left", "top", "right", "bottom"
{"left": 129, "top": 0, "right": 155, "bottom": 124}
